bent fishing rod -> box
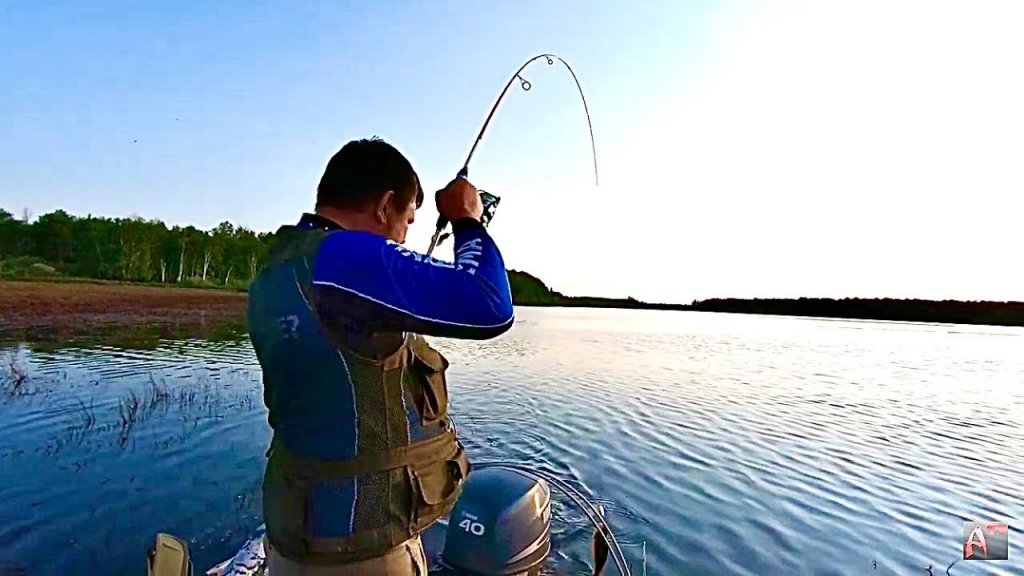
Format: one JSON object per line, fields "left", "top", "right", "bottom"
{"left": 425, "top": 53, "right": 600, "bottom": 256}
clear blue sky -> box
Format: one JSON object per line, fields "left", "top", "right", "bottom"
{"left": 0, "top": 0, "right": 722, "bottom": 228}
{"left": 2, "top": 1, "right": 1022, "bottom": 303}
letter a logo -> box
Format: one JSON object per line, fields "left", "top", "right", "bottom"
{"left": 964, "top": 526, "right": 988, "bottom": 559}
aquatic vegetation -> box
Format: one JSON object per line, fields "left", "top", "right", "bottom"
{"left": 75, "top": 398, "right": 96, "bottom": 430}
{"left": 1, "top": 352, "right": 29, "bottom": 395}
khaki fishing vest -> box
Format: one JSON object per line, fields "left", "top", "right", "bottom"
{"left": 261, "top": 333, "right": 471, "bottom": 565}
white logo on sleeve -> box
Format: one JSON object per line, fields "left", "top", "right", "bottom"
{"left": 388, "top": 240, "right": 481, "bottom": 274}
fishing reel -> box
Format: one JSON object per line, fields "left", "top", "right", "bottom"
{"left": 436, "top": 190, "right": 501, "bottom": 247}
{"left": 479, "top": 190, "right": 501, "bottom": 227}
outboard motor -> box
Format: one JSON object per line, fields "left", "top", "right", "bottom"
{"left": 440, "top": 468, "right": 552, "bottom": 575}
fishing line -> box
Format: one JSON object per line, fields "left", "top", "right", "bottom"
{"left": 426, "top": 53, "right": 599, "bottom": 256}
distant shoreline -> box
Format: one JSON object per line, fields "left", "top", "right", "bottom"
{"left": 5, "top": 209, "right": 1020, "bottom": 330}
{"left": 2, "top": 278, "right": 1022, "bottom": 331}
{"left": 519, "top": 296, "right": 1024, "bottom": 328}
{"left": 504, "top": 270, "right": 1024, "bottom": 327}
{"left": 0, "top": 279, "right": 248, "bottom": 344}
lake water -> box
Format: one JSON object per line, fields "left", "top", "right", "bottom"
{"left": 1, "top": 307, "right": 1022, "bottom": 575}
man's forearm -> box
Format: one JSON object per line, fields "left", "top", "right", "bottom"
{"left": 310, "top": 224, "right": 515, "bottom": 338}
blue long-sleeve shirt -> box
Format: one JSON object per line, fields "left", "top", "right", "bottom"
{"left": 298, "top": 213, "right": 515, "bottom": 339}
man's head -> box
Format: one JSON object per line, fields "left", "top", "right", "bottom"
{"left": 316, "top": 137, "right": 424, "bottom": 244}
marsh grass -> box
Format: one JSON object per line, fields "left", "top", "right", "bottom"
{"left": 71, "top": 375, "right": 258, "bottom": 454}
{"left": 1, "top": 353, "right": 29, "bottom": 394}
{"left": 0, "top": 364, "right": 262, "bottom": 467}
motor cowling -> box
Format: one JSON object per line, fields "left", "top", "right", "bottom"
{"left": 441, "top": 468, "right": 552, "bottom": 575}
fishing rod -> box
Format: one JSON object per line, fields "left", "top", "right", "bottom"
{"left": 426, "top": 53, "right": 599, "bottom": 256}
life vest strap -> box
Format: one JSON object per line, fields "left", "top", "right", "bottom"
{"left": 268, "top": 427, "right": 461, "bottom": 479}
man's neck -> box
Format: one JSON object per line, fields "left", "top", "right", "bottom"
{"left": 314, "top": 206, "right": 377, "bottom": 234}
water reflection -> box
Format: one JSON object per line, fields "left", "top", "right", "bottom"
{"left": 1, "top": 317, "right": 248, "bottom": 353}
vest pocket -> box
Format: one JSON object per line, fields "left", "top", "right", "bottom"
{"left": 409, "top": 345, "right": 450, "bottom": 426}
{"left": 407, "top": 447, "right": 470, "bottom": 533}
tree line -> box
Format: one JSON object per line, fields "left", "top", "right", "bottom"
{"left": 0, "top": 208, "right": 272, "bottom": 288}
{"left": 687, "top": 297, "right": 1024, "bottom": 327}
{"left": 5, "top": 207, "right": 1020, "bottom": 326}
{"left": 0, "top": 208, "right": 584, "bottom": 303}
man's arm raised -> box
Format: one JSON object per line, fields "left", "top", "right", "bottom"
{"left": 311, "top": 217, "right": 514, "bottom": 339}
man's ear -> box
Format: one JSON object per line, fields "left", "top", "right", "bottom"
{"left": 375, "top": 190, "right": 395, "bottom": 223}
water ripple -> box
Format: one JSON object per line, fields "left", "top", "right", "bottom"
{"left": 2, "top": 309, "right": 1023, "bottom": 574}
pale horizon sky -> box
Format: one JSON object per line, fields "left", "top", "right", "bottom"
{"left": 1, "top": 1, "right": 1021, "bottom": 304}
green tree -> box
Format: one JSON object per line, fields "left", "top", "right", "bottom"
{"left": 31, "top": 209, "right": 76, "bottom": 269}
{"left": 0, "top": 209, "right": 27, "bottom": 259}
{"left": 0, "top": 207, "right": 279, "bottom": 289}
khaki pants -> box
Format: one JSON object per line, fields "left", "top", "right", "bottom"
{"left": 265, "top": 536, "right": 428, "bottom": 575}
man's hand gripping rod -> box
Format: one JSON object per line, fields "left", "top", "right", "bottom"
{"left": 425, "top": 166, "right": 501, "bottom": 256}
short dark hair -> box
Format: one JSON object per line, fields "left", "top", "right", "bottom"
{"left": 316, "top": 137, "right": 424, "bottom": 210}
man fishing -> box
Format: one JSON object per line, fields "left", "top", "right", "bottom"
{"left": 246, "top": 137, "right": 515, "bottom": 574}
